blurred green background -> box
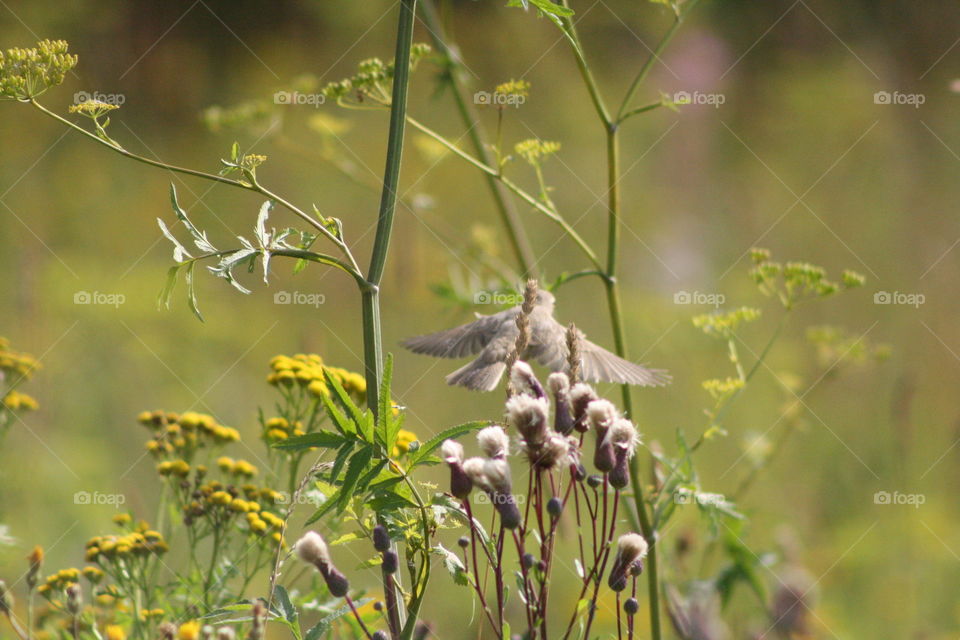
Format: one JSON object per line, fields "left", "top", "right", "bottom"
{"left": 1, "top": 1, "right": 959, "bottom": 637}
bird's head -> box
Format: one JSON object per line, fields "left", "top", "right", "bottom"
{"left": 534, "top": 289, "right": 555, "bottom": 310}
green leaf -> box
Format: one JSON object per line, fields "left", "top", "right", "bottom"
{"left": 433, "top": 544, "right": 470, "bottom": 586}
{"left": 408, "top": 421, "right": 490, "bottom": 466}
{"left": 324, "top": 368, "right": 372, "bottom": 441}
{"left": 322, "top": 393, "right": 357, "bottom": 437}
{"left": 305, "top": 490, "right": 340, "bottom": 525}
{"left": 329, "top": 441, "right": 355, "bottom": 482}
{"left": 274, "top": 585, "right": 298, "bottom": 624}
{"left": 157, "top": 264, "right": 181, "bottom": 310}
{"left": 272, "top": 430, "right": 349, "bottom": 451}
{"left": 185, "top": 259, "right": 204, "bottom": 322}
{"left": 337, "top": 447, "right": 374, "bottom": 512}
{"left": 305, "top": 599, "right": 372, "bottom": 640}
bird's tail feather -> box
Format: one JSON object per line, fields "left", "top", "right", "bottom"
{"left": 446, "top": 361, "right": 507, "bottom": 392}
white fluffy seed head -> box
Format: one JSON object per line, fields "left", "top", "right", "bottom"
{"left": 506, "top": 394, "right": 549, "bottom": 438}
{"left": 547, "top": 372, "right": 570, "bottom": 395}
{"left": 477, "top": 426, "right": 510, "bottom": 459}
{"left": 607, "top": 419, "right": 640, "bottom": 457}
{"left": 441, "top": 439, "right": 464, "bottom": 464}
{"left": 510, "top": 361, "right": 537, "bottom": 389}
{"left": 570, "top": 383, "right": 597, "bottom": 406}
{"left": 617, "top": 533, "right": 649, "bottom": 563}
{"left": 536, "top": 431, "right": 573, "bottom": 469}
{"left": 294, "top": 531, "right": 330, "bottom": 566}
{"left": 483, "top": 458, "right": 513, "bottom": 493}
{"left": 586, "top": 399, "right": 618, "bottom": 432}
{"left": 462, "top": 457, "right": 490, "bottom": 491}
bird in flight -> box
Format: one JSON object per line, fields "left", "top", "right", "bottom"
{"left": 401, "top": 290, "right": 669, "bottom": 391}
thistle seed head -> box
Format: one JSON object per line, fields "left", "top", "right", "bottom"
{"left": 294, "top": 530, "right": 330, "bottom": 566}
{"left": 440, "top": 439, "right": 464, "bottom": 464}
{"left": 506, "top": 394, "right": 549, "bottom": 447}
{"left": 510, "top": 361, "right": 545, "bottom": 398}
{"left": 477, "top": 425, "right": 510, "bottom": 459}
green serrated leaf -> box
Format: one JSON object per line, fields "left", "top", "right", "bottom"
{"left": 408, "top": 421, "right": 490, "bottom": 466}
{"left": 272, "top": 430, "right": 349, "bottom": 451}
{"left": 274, "top": 585, "right": 298, "bottom": 625}
{"left": 337, "top": 447, "right": 374, "bottom": 512}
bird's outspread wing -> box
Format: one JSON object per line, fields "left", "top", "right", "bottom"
{"left": 531, "top": 326, "right": 670, "bottom": 387}
{"left": 401, "top": 308, "right": 516, "bottom": 359}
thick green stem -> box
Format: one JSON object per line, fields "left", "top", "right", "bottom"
{"left": 419, "top": 0, "right": 538, "bottom": 276}
{"left": 363, "top": 3, "right": 418, "bottom": 637}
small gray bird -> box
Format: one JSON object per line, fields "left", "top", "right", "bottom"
{"left": 402, "top": 290, "right": 669, "bottom": 391}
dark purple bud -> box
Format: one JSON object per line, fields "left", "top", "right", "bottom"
{"left": 382, "top": 550, "right": 399, "bottom": 575}
{"left": 572, "top": 463, "right": 587, "bottom": 482}
{"left": 372, "top": 632, "right": 389, "bottom": 640}
{"left": 457, "top": 536, "right": 470, "bottom": 548}
{"left": 547, "top": 496, "right": 563, "bottom": 518}
{"left": 319, "top": 562, "right": 350, "bottom": 597}
{"left": 624, "top": 597, "right": 639, "bottom": 615}
{"left": 372, "top": 525, "right": 390, "bottom": 552}
{"left": 586, "top": 474, "right": 603, "bottom": 488}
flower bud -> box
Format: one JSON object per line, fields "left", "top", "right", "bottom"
{"left": 510, "top": 361, "right": 545, "bottom": 399}
{"left": 294, "top": 531, "right": 349, "bottom": 598}
{"left": 588, "top": 400, "right": 618, "bottom": 472}
{"left": 586, "top": 474, "right": 603, "bottom": 488}
{"left": 372, "top": 632, "right": 389, "bottom": 640}
{"left": 483, "top": 458, "right": 521, "bottom": 529}
{"left": 372, "top": 525, "right": 390, "bottom": 553}
{"left": 546, "top": 496, "right": 563, "bottom": 518}
{"left": 201, "top": 626, "right": 215, "bottom": 640}
{"left": 522, "top": 553, "right": 537, "bottom": 569}
{"left": 607, "top": 419, "right": 639, "bottom": 490}
{"left": 477, "top": 426, "right": 510, "bottom": 459}
{"left": 382, "top": 550, "right": 399, "bottom": 575}
{"left": 570, "top": 384, "right": 598, "bottom": 433}
{"left": 413, "top": 622, "right": 431, "bottom": 640}
{"left": 66, "top": 583, "right": 82, "bottom": 615}
{"left": 624, "top": 597, "right": 639, "bottom": 615}
{"left": 442, "top": 440, "right": 472, "bottom": 499}
{"left": 216, "top": 628, "right": 236, "bottom": 640}
{"left": 457, "top": 536, "right": 470, "bottom": 548}
{"left": 608, "top": 533, "right": 649, "bottom": 592}
{"left": 249, "top": 601, "right": 266, "bottom": 640}
{"left": 158, "top": 623, "right": 177, "bottom": 640}
{"left": 548, "top": 373, "right": 575, "bottom": 435}
{"left": 532, "top": 432, "right": 573, "bottom": 470}
{"left": 26, "top": 545, "right": 43, "bottom": 590}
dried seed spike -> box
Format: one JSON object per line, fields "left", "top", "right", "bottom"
{"left": 566, "top": 322, "right": 581, "bottom": 384}
{"left": 505, "top": 279, "right": 539, "bottom": 396}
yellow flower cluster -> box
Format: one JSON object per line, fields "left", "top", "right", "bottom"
{"left": 245, "top": 509, "right": 285, "bottom": 545}
{"left": 2, "top": 390, "right": 38, "bottom": 411}
{"left": 178, "top": 621, "right": 201, "bottom": 640}
{"left": 36, "top": 568, "right": 80, "bottom": 596}
{"left": 267, "top": 354, "right": 366, "bottom": 401}
{"left": 702, "top": 377, "right": 745, "bottom": 400}
{"left": 515, "top": 138, "right": 560, "bottom": 165}
{"left": 0, "top": 338, "right": 39, "bottom": 378}
{"left": 140, "top": 410, "right": 240, "bottom": 460}
{"left": 262, "top": 416, "right": 305, "bottom": 443}
{"left": 692, "top": 307, "right": 762, "bottom": 339}
{"left": 84, "top": 528, "right": 169, "bottom": 563}
{"left": 215, "top": 456, "right": 258, "bottom": 477}
{"left": 394, "top": 429, "right": 418, "bottom": 457}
